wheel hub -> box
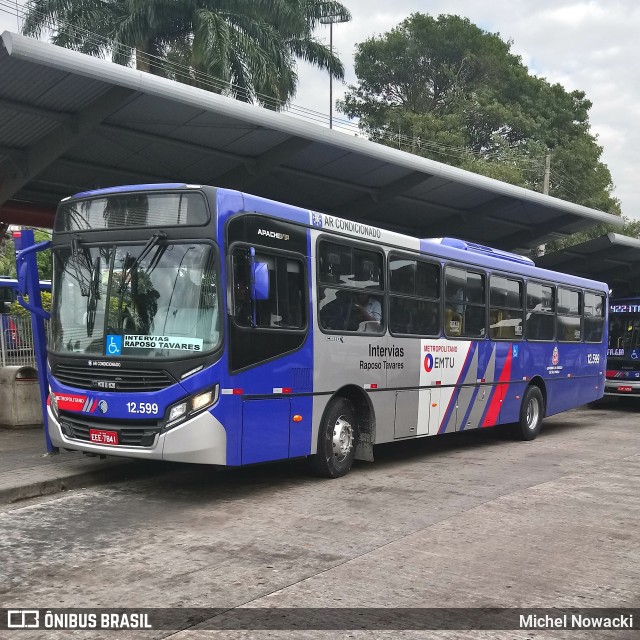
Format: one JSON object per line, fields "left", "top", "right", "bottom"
{"left": 332, "top": 415, "right": 354, "bottom": 459}
{"left": 527, "top": 398, "right": 539, "bottom": 429}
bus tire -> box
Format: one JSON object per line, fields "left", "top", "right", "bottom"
{"left": 310, "top": 397, "right": 357, "bottom": 478}
{"left": 514, "top": 385, "right": 544, "bottom": 441}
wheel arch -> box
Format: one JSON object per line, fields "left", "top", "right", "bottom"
{"left": 528, "top": 376, "right": 547, "bottom": 416}
{"left": 330, "top": 384, "right": 376, "bottom": 460}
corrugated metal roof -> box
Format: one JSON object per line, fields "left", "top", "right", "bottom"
{"left": 536, "top": 234, "right": 640, "bottom": 297}
{"left": 0, "top": 31, "right": 624, "bottom": 250}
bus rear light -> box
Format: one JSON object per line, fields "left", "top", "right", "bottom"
{"left": 273, "top": 387, "right": 292, "bottom": 394}
{"left": 605, "top": 370, "right": 617, "bottom": 379}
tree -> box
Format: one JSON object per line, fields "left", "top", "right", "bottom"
{"left": 0, "top": 229, "right": 52, "bottom": 280}
{"left": 9, "top": 291, "right": 52, "bottom": 317}
{"left": 22, "top": 0, "right": 350, "bottom": 107}
{"left": 338, "top": 13, "right": 623, "bottom": 225}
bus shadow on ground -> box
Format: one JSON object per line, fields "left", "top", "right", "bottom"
{"left": 110, "top": 403, "right": 622, "bottom": 505}
{"left": 116, "top": 426, "right": 524, "bottom": 504}
{"left": 584, "top": 397, "right": 640, "bottom": 413}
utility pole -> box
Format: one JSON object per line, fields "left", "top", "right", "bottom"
{"left": 543, "top": 150, "right": 551, "bottom": 196}
{"left": 536, "top": 150, "right": 552, "bottom": 257}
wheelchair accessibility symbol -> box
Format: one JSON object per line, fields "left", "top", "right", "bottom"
{"left": 106, "top": 335, "right": 122, "bottom": 356}
{"left": 631, "top": 349, "right": 640, "bottom": 360}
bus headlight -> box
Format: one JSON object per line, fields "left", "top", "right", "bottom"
{"left": 168, "top": 402, "right": 187, "bottom": 423}
{"left": 192, "top": 389, "right": 215, "bottom": 412}
{"left": 50, "top": 391, "right": 59, "bottom": 418}
{"left": 163, "top": 385, "right": 219, "bottom": 432}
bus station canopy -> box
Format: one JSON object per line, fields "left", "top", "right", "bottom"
{"left": 536, "top": 233, "right": 640, "bottom": 297}
{"left": 0, "top": 31, "right": 623, "bottom": 250}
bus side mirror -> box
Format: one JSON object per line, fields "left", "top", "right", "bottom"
{"left": 252, "top": 262, "right": 269, "bottom": 300}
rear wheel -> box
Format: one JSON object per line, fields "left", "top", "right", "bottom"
{"left": 513, "top": 385, "right": 544, "bottom": 441}
{"left": 310, "top": 397, "right": 357, "bottom": 478}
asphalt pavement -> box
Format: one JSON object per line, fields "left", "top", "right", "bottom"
{"left": 1, "top": 400, "right": 638, "bottom": 639}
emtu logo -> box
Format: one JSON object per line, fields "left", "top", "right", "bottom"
{"left": 424, "top": 353, "right": 434, "bottom": 372}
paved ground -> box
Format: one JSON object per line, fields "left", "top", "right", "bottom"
{"left": 1, "top": 400, "right": 638, "bottom": 639}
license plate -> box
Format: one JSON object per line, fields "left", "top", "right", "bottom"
{"left": 89, "top": 428, "right": 119, "bottom": 445}
{"left": 617, "top": 386, "right": 633, "bottom": 393}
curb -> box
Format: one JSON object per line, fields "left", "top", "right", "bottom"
{"left": 0, "top": 458, "right": 164, "bottom": 505}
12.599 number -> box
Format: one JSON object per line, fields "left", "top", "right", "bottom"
{"left": 126, "top": 402, "right": 159, "bottom": 414}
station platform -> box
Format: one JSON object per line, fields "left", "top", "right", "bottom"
{"left": 0, "top": 427, "right": 160, "bottom": 504}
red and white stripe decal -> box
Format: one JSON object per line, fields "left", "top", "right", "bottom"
{"left": 483, "top": 348, "right": 513, "bottom": 427}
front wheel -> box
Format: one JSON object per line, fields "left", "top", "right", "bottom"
{"left": 310, "top": 397, "right": 357, "bottom": 478}
{"left": 513, "top": 385, "right": 544, "bottom": 441}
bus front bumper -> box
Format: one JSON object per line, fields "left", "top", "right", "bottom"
{"left": 604, "top": 379, "right": 640, "bottom": 397}
{"left": 47, "top": 407, "right": 227, "bottom": 465}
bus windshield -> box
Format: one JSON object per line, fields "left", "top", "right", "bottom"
{"left": 609, "top": 314, "right": 640, "bottom": 353}
{"left": 51, "top": 242, "right": 220, "bottom": 358}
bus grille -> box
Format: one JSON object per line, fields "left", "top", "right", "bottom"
{"left": 59, "top": 412, "right": 161, "bottom": 448}
{"left": 52, "top": 364, "right": 174, "bottom": 392}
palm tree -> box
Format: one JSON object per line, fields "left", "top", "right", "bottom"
{"left": 21, "top": 0, "right": 351, "bottom": 107}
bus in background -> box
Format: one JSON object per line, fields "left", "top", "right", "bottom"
{"left": 606, "top": 298, "right": 640, "bottom": 398}
{"left": 1, "top": 276, "right": 51, "bottom": 313}
{"left": 45, "top": 184, "right": 608, "bottom": 477}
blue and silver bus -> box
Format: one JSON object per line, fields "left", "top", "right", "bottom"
{"left": 46, "top": 184, "right": 608, "bottom": 477}
{"left": 606, "top": 298, "right": 640, "bottom": 398}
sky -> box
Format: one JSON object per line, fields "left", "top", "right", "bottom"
{"left": 0, "top": 0, "right": 638, "bottom": 220}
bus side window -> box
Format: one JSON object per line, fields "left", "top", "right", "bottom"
{"left": 489, "top": 276, "right": 523, "bottom": 340}
{"left": 526, "top": 282, "right": 555, "bottom": 341}
{"left": 317, "top": 240, "right": 384, "bottom": 335}
{"left": 388, "top": 256, "right": 440, "bottom": 337}
{"left": 557, "top": 288, "right": 581, "bottom": 342}
{"left": 584, "top": 292, "right": 605, "bottom": 343}
{"left": 444, "top": 266, "right": 485, "bottom": 338}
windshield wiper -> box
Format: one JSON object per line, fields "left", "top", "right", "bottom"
{"left": 113, "top": 231, "right": 168, "bottom": 332}
{"left": 121, "top": 230, "right": 167, "bottom": 285}
{"left": 70, "top": 235, "right": 93, "bottom": 297}
{"left": 86, "top": 256, "right": 101, "bottom": 337}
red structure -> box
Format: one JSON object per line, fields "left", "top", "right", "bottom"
{"left": 0, "top": 201, "right": 55, "bottom": 229}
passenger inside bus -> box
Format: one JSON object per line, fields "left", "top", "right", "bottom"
{"left": 319, "top": 289, "right": 351, "bottom": 330}
{"left": 351, "top": 290, "right": 381, "bottom": 330}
